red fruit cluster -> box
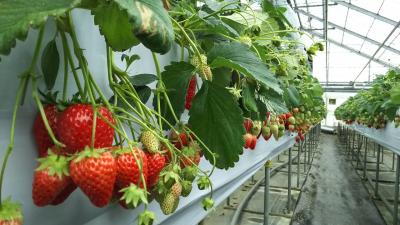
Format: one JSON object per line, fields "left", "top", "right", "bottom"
{"left": 169, "top": 130, "right": 202, "bottom": 168}
{"left": 33, "top": 104, "right": 116, "bottom": 156}
{"left": 185, "top": 76, "right": 197, "bottom": 110}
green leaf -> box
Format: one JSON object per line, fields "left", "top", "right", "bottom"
{"left": 41, "top": 40, "right": 60, "bottom": 90}
{"left": 0, "top": 0, "right": 80, "bottom": 56}
{"left": 135, "top": 85, "right": 151, "bottom": 104}
{"left": 284, "top": 85, "right": 300, "bottom": 107}
{"left": 129, "top": 74, "right": 158, "bottom": 86}
{"left": 188, "top": 82, "right": 245, "bottom": 169}
{"left": 154, "top": 61, "right": 195, "bottom": 127}
{"left": 242, "top": 82, "right": 258, "bottom": 112}
{"left": 390, "top": 85, "right": 400, "bottom": 105}
{"left": 112, "top": 0, "right": 174, "bottom": 54}
{"left": 93, "top": 1, "right": 140, "bottom": 51}
{"left": 208, "top": 42, "right": 282, "bottom": 94}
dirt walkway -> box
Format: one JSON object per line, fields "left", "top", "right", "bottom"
{"left": 291, "top": 134, "right": 385, "bottom": 225}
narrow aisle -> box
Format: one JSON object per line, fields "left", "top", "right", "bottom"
{"left": 292, "top": 134, "right": 385, "bottom": 225}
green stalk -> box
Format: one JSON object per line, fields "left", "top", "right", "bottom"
{"left": 0, "top": 26, "right": 47, "bottom": 204}
{"left": 170, "top": 17, "right": 202, "bottom": 60}
{"left": 62, "top": 38, "right": 69, "bottom": 101}
{"left": 0, "top": 77, "right": 28, "bottom": 205}
{"left": 151, "top": 52, "right": 164, "bottom": 130}
{"left": 59, "top": 31, "right": 84, "bottom": 98}
{"left": 32, "top": 78, "right": 65, "bottom": 148}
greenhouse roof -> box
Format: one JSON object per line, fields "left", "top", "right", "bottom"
{"left": 287, "top": 0, "right": 400, "bottom": 83}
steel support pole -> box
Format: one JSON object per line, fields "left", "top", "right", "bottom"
{"left": 308, "top": 134, "right": 311, "bottom": 166}
{"left": 375, "top": 145, "right": 381, "bottom": 198}
{"left": 394, "top": 155, "right": 400, "bottom": 225}
{"left": 287, "top": 148, "right": 292, "bottom": 211}
{"left": 393, "top": 153, "right": 396, "bottom": 171}
{"left": 264, "top": 161, "right": 271, "bottom": 225}
{"left": 363, "top": 137, "right": 368, "bottom": 180}
{"left": 297, "top": 143, "right": 301, "bottom": 188}
{"left": 304, "top": 135, "right": 307, "bottom": 172}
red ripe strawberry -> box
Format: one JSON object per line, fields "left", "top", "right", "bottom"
{"left": 57, "top": 104, "right": 115, "bottom": 154}
{"left": 185, "top": 76, "right": 197, "bottom": 110}
{"left": 32, "top": 153, "right": 70, "bottom": 207}
{"left": 295, "top": 136, "right": 301, "bottom": 143}
{"left": 244, "top": 133, "right": 257, "bottom": 149}
{"left": 33, "top": 105, "right": 58, "bottom": 156}
{"left": 174, "top": 132, "right": 189, "bottom": 149}
{"left": 51, "top": 182, "right": 77, "bottom": 205}
{"left": 115, "top": 147, "right": 148, "bottom": 189}
{"left": 70, "top": 149, "right": 117, "bottom": 207}
{"left": 0, "top": 200, "right": 23, "bottom": 225}
{"left": 146, "top": 153, "right": 166, "bottom": 189}
{"left": 243, "top": 118, "right": 253, "bottom": 133}
{"left": 249, "top": 135, "right": 257, "bottom": 150}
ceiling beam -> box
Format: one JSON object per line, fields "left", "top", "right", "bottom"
{"left": 296, "top": 9, "right": 400, "bottom": 55}
{"left": 332, "top": 1, "right": 397, "bottom": 26}
{"left": 308, "top": 31, "right": 394, "bottom": 68}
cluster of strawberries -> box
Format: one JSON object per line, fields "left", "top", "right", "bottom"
{"left": 243, "top": 108, "right": 306, "bottom": 150}
{"left": 31, "top": 104, "right": 202, "bottom": 214}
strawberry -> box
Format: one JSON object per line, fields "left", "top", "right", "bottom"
{"left": 0, "top": 199, "right": 23, "bottom": 225}
{"left": 70, "top": 148, "right": 117, "bottom": 207}
{"left": 173, "top": 132, "right": 191, "bottom": 149}
{"left": 243, "top": 133, "right": 257, "bottom": 149}
{"left": 146, "top": 153, "right": 166, "bottom": 189}
{"left": 51, "top": 182, "right": 77, "bottom": 205}
{"left": 261, "top": 126, "right": 272, "bottom": 141}
{"left": 160, "top": 192, "right": 179, "bottom": 215}
{"left": 115, "top": 147, "right": 148, "bottom": 189}
{"left": 288, "top": 124, "right": 295, "bottom": 132}
{"left": 243, "top": 118, "right": 253, "bottom": 133}
{"left": 270, "top": 124, "right": 279, "bottom": 140}
{"left": 181, "top": 180, "right": 193, "bottom": 197}
{"left": 251, "top": 120, "right": 262, "bottom": 136}
{"left": 292, "top": 108, "right": 299, "bottom": 114}
{"left": 57, "top": 104, "right": 115, "bottom": 154}
{"left": 140, "top": 130, "right": 160, "bottom": 153}
{"left": 32, "top": 153, "right": 70, "bottom": 207}
{"left": 33, "top": 105, "right": 58, "bottom": 156}
{"left": 185, "top": 76, "right": 197, "bottom": 110}
{"left": 180, "top": 144, "right": 201, "bottom": 168}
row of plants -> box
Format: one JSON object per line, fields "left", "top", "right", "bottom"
{"left": 335, "top": 69, "right": 400, "bottom": 129}
{"left": 0, "top": 0, "right": 326, "bottom": 224}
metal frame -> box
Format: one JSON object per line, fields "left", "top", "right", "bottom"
{"left": 296, "top": 9, "right": 400, "bottom": 56}
{"left": 308, "top": 31, "right": 394, "bottom": 68}
{"left": 338, "top": 124, "right": 400, "bottom": 225}
{"left": 332, "top": 0, "right": 398, "bottom": 26}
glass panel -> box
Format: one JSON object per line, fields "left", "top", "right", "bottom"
{"left": 345, "top": 9, "right": 375, "bottom": 36}
{"left": 367, "top": 20, "right": 394, "bottom": 42}
{"left": 328, "top": 5, "right": 349, "bottom": 27}
{"left": 379, "top": 0, "right": 400, "bottom": 22}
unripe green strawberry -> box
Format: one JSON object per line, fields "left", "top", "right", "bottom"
{"left": 171, "top": 182, "right": 182, "bottom": 197}
{"left": 199, "top": 64, "right": 213, "bottom": 81}
{"left": 278, "top": 129, "right": 285, "bottom": 138}
{"left": 261, "top": 126, "right": 271, "bottom": 140}
{"left": 251, "top": 121, "right": 262, "bottom": 136}
{"left": 181, "top": 180, "right": 193, "bottom": 197}
{"left": 160, "top": 193, "right": 179, "bottom": 215}
{"left": 140, "top": 130, "right": 159, "bottom": 153}
{"left": 270, "top": 124, "right": 279, "bottom": 140}
{"left": 288, "top": 116, "right": 296, "bottom": 125}
{"left": 181, "top": 166, "right": 197, "bottom": 182}
{"left": 190, "top": 54, "right": 207, "bottom": 68}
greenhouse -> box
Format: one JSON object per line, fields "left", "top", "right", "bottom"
{"left": 0, "top": 0, "right": 399, "bottom": 225}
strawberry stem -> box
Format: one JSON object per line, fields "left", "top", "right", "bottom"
{"left": 59, "top": 30, "right": 84, "bottom": 98}
{"left": 32, "top": 78, "right": 65, "bottom": 149}
{"left": 0, "top": 25, "right": 46, "bottom": 205}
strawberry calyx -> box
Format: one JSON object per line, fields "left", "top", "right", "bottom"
{"left": 201, "top": 197, "right": 214, "bottom": 211}
{"left": 73, "top": 147, "right": 105, "bottom": 163}
{"left": 138, "top": 210, "right": 155, "bottom": 225}
{"left": 0, "top": 199, "right": 22, "bottom": 222}
{"left": 119, "top": 184, "right": 148, "bottom": 208}
{"left": 36, "top": 151, "right": 69, "bottom": 179}
{"left": 197, "top": 176, "right": 211, "bottom": 190}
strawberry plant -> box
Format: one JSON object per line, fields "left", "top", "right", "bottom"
{"left": 0, "top": 0, "right": 326, "bottom": 224}
{"left": 335, "top": 69, "right": 400, "bottom": 129}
